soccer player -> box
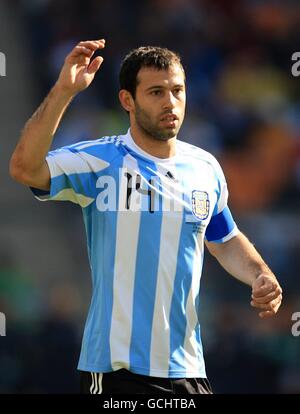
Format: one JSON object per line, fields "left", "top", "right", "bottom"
{"left": 10, "top": 39, "right": 282, "bottom": 394}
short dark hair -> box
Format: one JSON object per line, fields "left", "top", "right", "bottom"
{"left": 119, "top": 46, "right": 184, "bottom": 99}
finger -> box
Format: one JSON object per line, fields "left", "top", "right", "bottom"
{"left": 253, "top": 293, "right": 282, "bottom": 307}
{"left": 259, "top": 300, "right": 281, "bottom": 317}
{"left": 79, "top": 39, "right": 106, "bottom": 45}
{"left": 78, "top": 39, "right": 106, "bottom": 50}
{"left": 251, "top": 295, "right": 282, "bottom": 310}
{"left": 252, "top": 288, "right": 282, "bottom": 304}
{"left": 65, "top": 40, "right": 106, "bottom": 64}
{"left": 87, "top": 56, "right": 104, "bottom": 74}
{"left": 251, "top": 301, "right": 272, "bottom": 310}
{"left": 252, "top": 281, "right": 278, "bottom": 298}
{"left": 71, "top": 46, "right": 95, "bottom": 58}
{"left": 253, "top": 276, "right": 265, "bottom": 289}
{"left": 252, "top": 296, "right": 282, "bottom": 310}
{"left": 259, "top": 310, "right": 276, "bottom": 318}
{"left": 251, "top": 295, "right": 282, "bottom": 311}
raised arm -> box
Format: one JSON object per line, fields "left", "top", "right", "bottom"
{"left": 205, "top": 232, "right": 282, "bottom": 318}
{"left": 9, "top": 39, "right": 105, "bottom": 190}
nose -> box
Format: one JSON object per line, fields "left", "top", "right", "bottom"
{"left": 162, "top": 91, "right": 176, "bottom": 110}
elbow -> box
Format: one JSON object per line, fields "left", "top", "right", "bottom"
{"left": 9, "top": 155, "right": 20, "bottom": 181}
{"left": 9, "top": 155, "right": 28, "bottom": 184}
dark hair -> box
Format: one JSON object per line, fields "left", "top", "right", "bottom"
{"left": 119, "top": 46, "right": 184, "bottom": 99}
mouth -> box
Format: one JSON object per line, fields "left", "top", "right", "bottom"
{"left": 160, "top": 114, "right": 179, "bottom": 127}
{"left": 160, "top": 114, "right": 179, "bottom": 122}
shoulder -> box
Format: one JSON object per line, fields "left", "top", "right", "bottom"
{"left": 62, "top": 135, "right": 124, "bottom": 155}
{"left": 49, "top": 134, "right": 126, "bottom": 164}
{"left": 177, "top": 139, "right": 224, "bottom": 177}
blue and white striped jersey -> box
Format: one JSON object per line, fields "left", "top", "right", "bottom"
{"left": 31, "top": 129, "right": 239, "bottom": 378}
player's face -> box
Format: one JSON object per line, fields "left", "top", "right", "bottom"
{"left": 133, "top": 64, "right": 186, "bottom": 141}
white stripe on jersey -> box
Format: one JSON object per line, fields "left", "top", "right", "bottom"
{"left": 47, "top": 151, "right": 110, "bottom": 177}
{"left": 149, "top": 163, "right": 184, "bottom": 375}
{"left": 109, "top": 154, "right": 141, "bottom": 370}
{"left": 75, "top": 136, "right": 116, "bottom": 150}
{"left": 183, "top": 229, "right": 204, "bottom": 374}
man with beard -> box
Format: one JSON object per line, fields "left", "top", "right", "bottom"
{"left": 10, "top": 39, "right": 282, "bottom": 394}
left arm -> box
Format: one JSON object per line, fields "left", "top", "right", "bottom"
{"left": 205, "top": 232, "right": 282, "bottom": 318}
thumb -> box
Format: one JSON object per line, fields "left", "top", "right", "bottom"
{"left": 252, "top": 275, "right": 265, "bottom": 292}
{"left": 87, "top": 56, "right": 104, "bottom": 74}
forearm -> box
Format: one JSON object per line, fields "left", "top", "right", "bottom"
{"left": 206, "top": 232, "right": 274, "bottom": 287}
{"left": 10, "top": 83, "right": 73, "bottom": 176}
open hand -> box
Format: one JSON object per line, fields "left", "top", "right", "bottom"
{"left": 56, "top": 39, "right": 106, "bottom": 96}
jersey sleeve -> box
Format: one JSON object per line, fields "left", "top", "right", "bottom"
{"left": 205, "top": 158, "right": 239, "bottom": 243}
{"left": 30, "top": 142, "right": 108, "bottom": 208}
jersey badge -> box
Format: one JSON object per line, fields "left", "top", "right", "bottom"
{"left": 191, "top": 190, "right": 210, "bottom": 220}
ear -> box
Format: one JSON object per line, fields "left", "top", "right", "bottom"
{"left": 119, "top": 89, "right": 135, "bottom": 112}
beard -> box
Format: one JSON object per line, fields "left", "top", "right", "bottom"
{"left": 134, "top": 101, "right": 183, "bottom": 141}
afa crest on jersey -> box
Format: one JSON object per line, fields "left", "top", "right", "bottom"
{"left": 191, "top": 190, "right": 210, "bottom": 220}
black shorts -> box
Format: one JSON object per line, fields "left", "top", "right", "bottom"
{"left": 80, "top": 369, "right": 213, "bottom": 394}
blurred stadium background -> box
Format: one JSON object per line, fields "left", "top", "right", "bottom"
{"left": 0, "top": 0, "right": 300, "bottom": 393}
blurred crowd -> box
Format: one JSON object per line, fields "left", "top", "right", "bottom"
{"left": 1, "top": 0, "right": 300, "bottom": 393}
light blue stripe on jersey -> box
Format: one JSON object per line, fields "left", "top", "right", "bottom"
{"left": 168, "top": 223, "right": 195, "bottom": 376}
{"left": 205, "top": 206, "right": 236, "bottom": 242}
{"left": 30, "top": 172, "right": 97, "bottom": 201}
{"left": 69, "top": 138, "right": 118, "bottom": 158}
{"left": 80, "top": 203, "right": 110, "bottom": 367}
{"left": 78, "top": 155, "right": 122, "bottom": 372}
{"left": 50, "top": 172, "right": 98, "bottom": 200}
{"left": 129, "top": 157, "right": 162, "bottom": 375}
{"left": 168, "top": 162, "right": 199, "bottom": 377}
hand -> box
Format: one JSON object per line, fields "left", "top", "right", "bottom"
{"left": 251, "top": 274, "right": 282, "bottom": 318}
{"left": 56, "top": 39, "right": 106, "bottom": 97}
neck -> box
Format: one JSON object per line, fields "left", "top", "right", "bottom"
{"left": 130, "top": 123, "right": 176, "bottom": 159}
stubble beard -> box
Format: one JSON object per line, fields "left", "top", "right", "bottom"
{"left": 134, "top": 102, "right": 182, "bottom": 142}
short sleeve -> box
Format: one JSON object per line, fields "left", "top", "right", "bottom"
{"left": 205, "top": 158, "right": 239, "bottom": 243}
{"left": 30, "top": 143, "right": 109, "bottom": 208}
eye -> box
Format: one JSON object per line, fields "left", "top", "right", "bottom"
{"left": 150, "top": 90, "right": 162, "bottom": 96}
{"left": 174, "top": 88, "right": 183, "bottom": 95}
